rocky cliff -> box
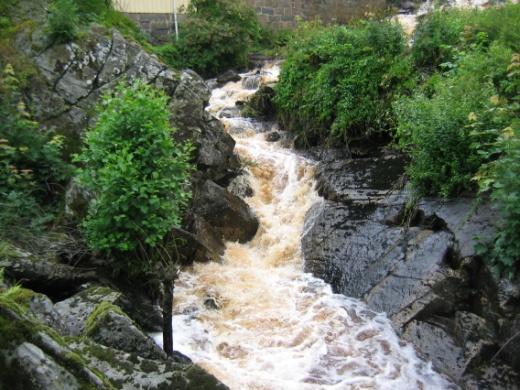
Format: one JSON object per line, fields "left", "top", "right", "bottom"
{"left": 302, "top": 150, "right": 520, "bottom": 389}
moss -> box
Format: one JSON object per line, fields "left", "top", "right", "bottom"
{"left": 83, "top": 301, "right": 127, "bottom": 337}
{"left": 0, "top": 241, "right": 22, "bottom": 261}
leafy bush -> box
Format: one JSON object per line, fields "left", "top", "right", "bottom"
{"left": 76, "top": 80, "right": 192, "bottom": 271}
{"left": 48, "top": 0, "right": 79, "bottom": 43}
{"left": 0, "top": 65, "right": 71, "bottom": 237}
{"left": 156, "top": 0, "right": 262, "bottom": 77}
{"left": 412, "top": 3, "right": 520, "bottom": 70}
{"left": 396, "top": 43, "right": 512, "bottom": 196}
{"left": 275, "top": 20, "right": 413, "bottom": 147}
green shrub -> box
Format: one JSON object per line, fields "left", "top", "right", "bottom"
{"left": 156, "top": 0, "right": 262, "bottom": 77}
{"left": 76, "top": 80, "right": 192, "bottom": 271}
{"left": 275, "top": 20, "right": 413, "bottom": 147}
{"left": 0, "top": 64, "right": 71, "bottom": 238}
{"left": 395, "top": 43, "right": 512, "bottom": 196}
{"left": 412, "top": 3, "right": 520, "bottom": 70}
{"left": 48, "top": 0, "right": 79, "bottom": 43}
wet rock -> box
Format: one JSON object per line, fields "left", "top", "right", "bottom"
{"left": 265, "top": 131, "right": 281, "bottom": 142}
{"left": 301, "top": 151, "right": 517, "bottom": 385}
{"left": 191, "top": 180, "right": 259, "bottom": 254}
{"left": 204, "top": 296, "right": 220, "bottom": 310}
{"left": 84, "top": 308, "right": 166, "bottom": 360}
{"left": 216, "top": 69, "right": 241, "bottom": 85}
{"left": 243, "top": 85, "right": 276, "bottom": 119}
{"left": 403, "top": 320, "right": 467, "bottom": 381}
{"left": 172, "top": 227, "right": 221, "bottom": 264}
{"left": 314, "top": 155, "right": 407, "bottom": 203}
{"left": 227, "top": 172, "right": 254, "bottom": 198}
{"left": 498, "top": 314, "right": 520, "bottom": 372}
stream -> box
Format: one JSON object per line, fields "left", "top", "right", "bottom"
{"left": 154, "top": 64, "right": 455, "bottom": 389}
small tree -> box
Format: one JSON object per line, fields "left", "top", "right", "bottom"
{"left": 76, "top": 80, "right": 193, "bottom": 355}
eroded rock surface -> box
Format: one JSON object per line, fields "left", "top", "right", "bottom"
{"left": 302, "top": 153, "right": 520, "bottom": 388}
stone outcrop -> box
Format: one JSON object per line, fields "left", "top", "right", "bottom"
{"left": 0, "top": 293, "right": 228, "bottom": 390}
{"left": 302, "top": 152, "right": 520, "bottom": 388}
{"left": 189, "top": 180, "right": 259, "bottom": 255}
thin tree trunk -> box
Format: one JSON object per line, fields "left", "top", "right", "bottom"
{"left": 162, "top": 278, "right": 174, "bottom": 356}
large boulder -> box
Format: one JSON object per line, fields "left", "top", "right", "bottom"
{"left": 302, "top": 153, "right": 519, "bottom": 387}
{"left": 190, "top": 180, "right": 259, "bottom": 254}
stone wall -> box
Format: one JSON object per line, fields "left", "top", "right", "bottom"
{"left": 124, "top": 1, "right": 389, "bottom": 37}
{"left": 246, "top": 0, "right": 388, "bottom": 28}
{"left": 124, "top": 12, "right": 183, "bottom": 43}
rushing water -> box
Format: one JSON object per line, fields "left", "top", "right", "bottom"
{"left": 154, "top": 64, "right": 454, "bottom": 389}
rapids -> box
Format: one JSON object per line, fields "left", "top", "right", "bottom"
{"left": 154, "top": 64, "right": 455, "bottom": 389}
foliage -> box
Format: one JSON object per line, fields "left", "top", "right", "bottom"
{"left": 47, "top": 0, "right": 79, "bottom": 43}
{"left": 275, "top": 20, "right": 413, "bottom": 146}
{"left": 412, "top": 3, "right": 520, "bottom": 70}
{"left": 76, "top": 80, "right": 193, "bottom": 273}
{"left": 156, "top": 0, "right": 263, "bottom": 77}
{"left": 396, "top": 44, "right": 512, "bottom": 196}
{"left": 471, "top": 53, "right": 520, "bottom": 276}
{"left": 46, "top": 0, "right": 148, "bottom": 46}
{"left": 0, "top": 64, "right": 72, "bottom": 238}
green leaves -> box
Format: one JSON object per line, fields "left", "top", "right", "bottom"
{"left": 275, "top": 21, "right": 411, "bottom": 147}
{"left": 76, "top": 80, "right": 193, "bottom": 269}
{"left": 155, "top": 0, "right": 262, "bottom": 77}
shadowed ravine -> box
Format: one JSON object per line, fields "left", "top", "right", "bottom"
{"left": 154, "top": 64, "right": 454, "bottom": 390}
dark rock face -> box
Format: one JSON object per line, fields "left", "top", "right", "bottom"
{"left": 0, "top": 248, "right": 96, "bottom": 298}
{"left": 302, "top": 153, "right": 520, "bottom": 387}
{"left": 216, "top": 69, "right": 241, "bottom": 85}
{"left": 190, "top": 180, "right": 259, "bottom": 255}
{"left": 243, "top": 85, "right": 276, "bottom": 119}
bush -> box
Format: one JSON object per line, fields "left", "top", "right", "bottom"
{"left": 395, "top": 44, "right": 512, "bottom": 196}
{"left": 0, "top": 64, "right": 71, "bottom": 238}
{"left": 412, "top": 3, "right": 520, "bottom": 70}
{"left": 48, "top": 0, "right": 79, "bottom": 43}
{"left": 275, "top": 20, "right": 413, "bottom": 147}
{"left": 76, "top": 80, "right": 192, "bottom": 271}
{"left": 156, "top": 0, "right": 262, "bottom": 77}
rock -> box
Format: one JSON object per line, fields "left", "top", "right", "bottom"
{"left": 498, "top": 314, "right": 520, "bottom": 372}
{"left": 314, "top": 155, "right": 407, "bottom": 203}
{"left": 301, "top": 152, "right": 515, "bottom": 385}
{"left": 54, "top": 286, "right": 123, "bottom": 336}
{"left": 0, "top": 246, "right": 97, "bottom": 299}
{"left": 227, "top": 172, "right": 254, "bottom": 198}
{"left": 243, "top": 85, "right": 276, "bottom": 119}
{"left": 172, "top": 227, "right": 221, "bottom": 264}
{"left": 84, "top": 305, "right": 166, "bottom": 360}
{"left": 64, "top": 178, "right": 94, "bottom": 222}
{"left": 265, "top": 131, "right": 281, "bottom": 142}
{"left": 75, "top": 341, "right": 229, "bottom": 390}
{"left": 216, "top": 69, "right": 241, "bottom": 85}
{"left": 0, "top": 292, "right": 228, "bottom": 390}
{"left": 191, "top": 180, "right": 259, "bottom": 254}
{"left": 26, "top": 293, "right": 66, "bottom": 334}
{"left": 6, "top": 342, "right": 81, "bottom": 390}
{"left": 403, "top": 320, "right": 467, "bottom": 381}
